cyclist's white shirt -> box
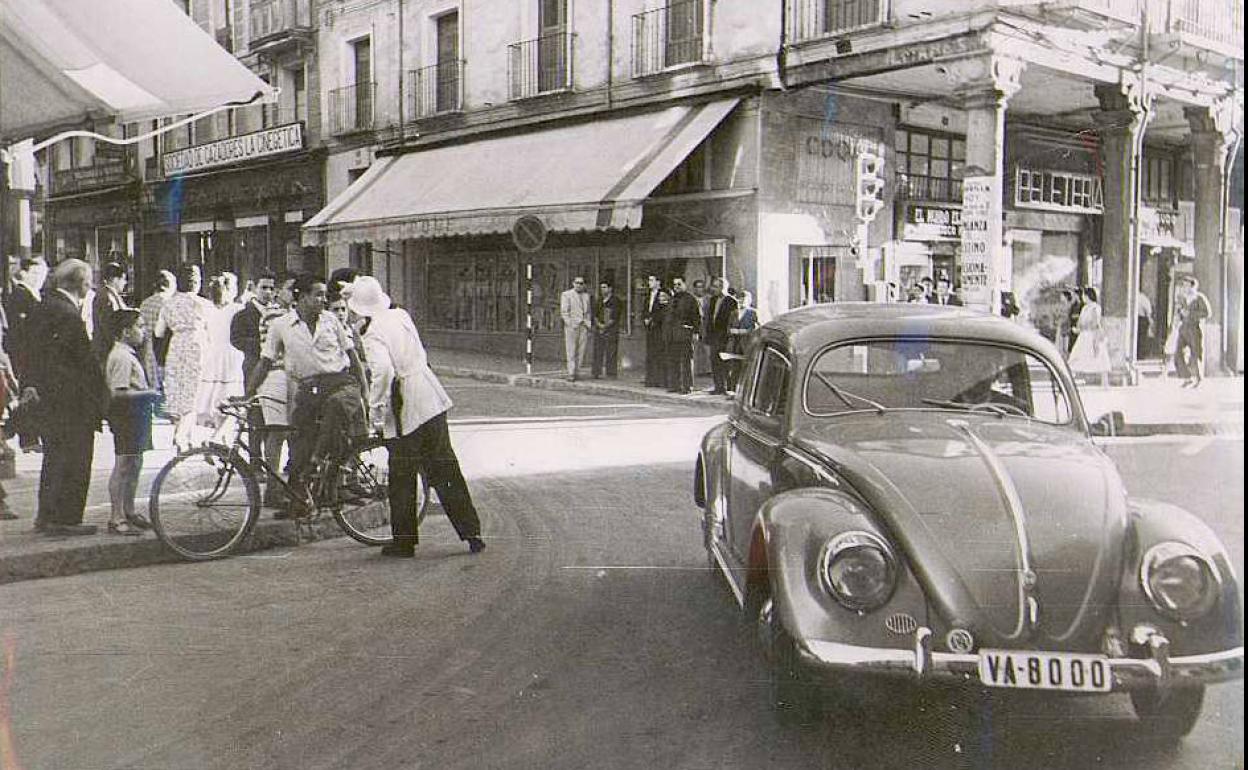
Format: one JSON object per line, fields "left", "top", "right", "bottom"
{"left": 263, "top": 310, "right": 353, "bottom": 382}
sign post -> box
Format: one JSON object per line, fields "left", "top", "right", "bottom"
{"left": 512, "top": 216, "right": 547, "bottom": 375}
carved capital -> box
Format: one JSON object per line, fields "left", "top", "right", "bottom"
{"left": 940, "top": 55, "right": 1025, "bottom": 109}
{"left": 1094, "top": 73, "right": 1154, "bottom": 137}
{"left": 1186, "top": 94, "right": 1242, "bottom": 140}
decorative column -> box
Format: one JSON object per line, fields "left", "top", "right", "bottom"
{"left": 942, "top": 55, "right": 1024, "bottom": 311}
{"left": 1185, "top": 98, "right": 1238, "bottom": 373}
{"left": 1095, "top": 75, "right": 1151, "bottom": 380}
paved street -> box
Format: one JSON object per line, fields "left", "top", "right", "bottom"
{"left": 0, "top": 379, "right": 1241, "bottom": 769}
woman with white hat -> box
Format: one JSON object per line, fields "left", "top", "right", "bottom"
{"left": 345, "top": 276, "right": 485, "bottom": 557}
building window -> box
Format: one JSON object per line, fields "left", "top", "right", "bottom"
{"left": 330, "top": 38, "right": 374, "bottom": 134}
{"left": 895, "top": 128, "right": 965, "bottom": 203}
{"left": 427, "top": 253, "right": 520, "bottom": 332}
{"left": 1143, "top": 154, "right": 1175, "bottom": 207}
{"left": 788, "top": 0, "right": 888, "bottom": 43}
{"left": 412, "top": 12, "right": 463, "bottom": 117}
{"left": 793, "top": 245, "right": 841, "bottom": 307}
{"left": 632, "top": 1, "right": 709, "bottom": 77}
{"left": 509, "top": 1, "right": 572, "bottom": 99}
{"left": 1014, "top": 167, "right": 1104, "bottom": 213}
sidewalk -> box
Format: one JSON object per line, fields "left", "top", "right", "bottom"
{"left": 0, "top": 348, "right": 1240, "bottom": 587}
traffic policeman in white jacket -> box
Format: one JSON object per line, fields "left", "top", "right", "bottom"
{"left": 345, "top": 276, "right": 485, "bottom": 557}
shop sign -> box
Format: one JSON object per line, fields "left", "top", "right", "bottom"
{"left": 959, "top": 175, "right": 998, "bottom": 306}
{"left": 52, "top": 160, "right": 133, "bottom": 196}
{"left": 796, "top": 120, "right": 885, "bottom": 206}
{"left": 162, "top": 123, "right": 304, "bottom": 176}
{"left": 1139, "top": 206, "right": 1186, "bottom": 246}
{"left": 903, "top": 205, "right": 961, "bottom": 241}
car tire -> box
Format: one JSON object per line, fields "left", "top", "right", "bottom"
{"left": 752, "top": 588, "right": 824, "bottom": 725}
{"left": 1129, "top": 685, "right": 1205, "bottom": 741}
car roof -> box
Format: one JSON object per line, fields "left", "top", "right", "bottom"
{"left": 763, "top": 302, "right": 1064, "bottom": 361}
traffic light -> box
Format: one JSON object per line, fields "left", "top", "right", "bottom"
{"left": 855, "top": 150, "right": 885, "bottom": 223}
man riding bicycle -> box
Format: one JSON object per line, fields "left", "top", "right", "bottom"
{"left": 244, "top": 273, "right": 368, "bottom": 516}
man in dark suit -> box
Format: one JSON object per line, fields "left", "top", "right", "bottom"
{"left": 26, "top": 259, "right": 109, "bottom": 536}
{"left": 703, "top": 277, "right": 739, "bottom": 395}
{"left": 928, "top": 277, "right": 963, "bottom": 306}
{"left": 666, "top": 276, "right": 702, "bottom": 395}
{"left": 591, "top": 280, "right": 624, "bottom": 379}
{"left": 4, "top": 255, "right": 48, "bottom": 451}
{"left": 92, "top": 261, "right": 129, "bottom": 360}
{"left": 641, "top": 275, "right": 664, "bottom": 387}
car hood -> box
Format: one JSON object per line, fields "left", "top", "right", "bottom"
{"left": 795, "top": 413, "right": 1127, "bottom": 648}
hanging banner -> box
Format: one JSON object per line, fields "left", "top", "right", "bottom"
{"left": 959, "top": 175, "right": 998, "bottom": 308}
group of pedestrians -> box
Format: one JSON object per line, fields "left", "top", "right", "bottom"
{"left": 0, "top": 258, "right": 485, "bottom": 557}
{"left": 637, "top": 275, "right": 757, "bottom": 396}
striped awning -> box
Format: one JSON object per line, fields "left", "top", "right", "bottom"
{"left": 303, "top": 98, "right": 740, "bottom": 246}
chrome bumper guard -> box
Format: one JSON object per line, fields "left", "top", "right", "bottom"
{"left": 800, "top": 627, "right": 1244, "bottom": 689}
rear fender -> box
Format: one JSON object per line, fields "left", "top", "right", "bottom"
{"left": 1120, "top": 499, "right": 1243, "bottom": 654}
{"left": 753, "top": 488, "right": 927, "bottom": 652}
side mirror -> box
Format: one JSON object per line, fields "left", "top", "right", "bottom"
{"left": 1090, "top": 411, "right": 1125, "bottom": 437}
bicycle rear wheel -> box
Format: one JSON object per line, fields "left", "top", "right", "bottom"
{"left": 330, "top": 440, "right": 431, "bottom": 546}
{"left": 150, "top": 446, "right": 261, "bottom": 561}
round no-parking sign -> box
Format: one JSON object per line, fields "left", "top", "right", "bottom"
{"left": 511, "top": 215, "right": 547, "bottom": 253}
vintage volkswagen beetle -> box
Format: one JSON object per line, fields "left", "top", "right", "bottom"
{"left": 694, "top": 303, "right": 1242, "bottom": 736}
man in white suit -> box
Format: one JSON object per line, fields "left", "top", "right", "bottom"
{"left": 560, "top": 276, "right": 592, "bottom": 381}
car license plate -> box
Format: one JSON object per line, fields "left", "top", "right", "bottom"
{"left": 977, "top": 650, "right": 1111, "bottom": 692}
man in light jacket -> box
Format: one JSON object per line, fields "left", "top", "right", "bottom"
{"left": 559, "top": 276, "right": 592, "bottom": 381}
{"left": 346, "top": 276, "right": 486, "bottom": 558}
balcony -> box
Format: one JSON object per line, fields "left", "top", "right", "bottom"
{"left": 997, "top": 0, "right": 1143, "bottom": 26}
{"left": 508, "top": 33, "right": 574, "bottom": 100}
{"left": 1149, "top": 0, "right": 1243, "bottom": 58}
{"left": 789, "top": 0, "right": 889, "bottom": 43}
{"left": 249, "top": 0, "right": 313, "bottom": 54}
{"left": 409, "top": 61, "right": 464, "bottom": 119}
{"left": 895, "top": 174, "right": 963, "bottom": 203}
{"left": 52, "top": 159, "right": 135, "bottom": 196}
{"left": 632, "top": 0, "right": 708, "bottom": 78}
{"left": 329, "top": 82, "right": 375, "bottom": 136}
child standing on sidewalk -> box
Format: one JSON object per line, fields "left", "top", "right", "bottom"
{"left": 106, "top": 309, "right": 159, "bottom": 536}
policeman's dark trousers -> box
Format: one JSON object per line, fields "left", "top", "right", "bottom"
{"left": 592, "top": 332, "right": 619, "bottom": 377}
{"left": 37, "top": 426, "right": 95, "bottom": 526}
{"left": 644, "top": 328, "right": 664, "bottom": 385}
{"left": 667, "top": 338, "right": 693, "bottom": 392}
{"left": 388, "top": 412, "right": 481, "bottom": 546}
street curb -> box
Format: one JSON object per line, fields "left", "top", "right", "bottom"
{"left": 432, "top": 365, "right": 733, "bottom": 412}
{"left": 0, "top": 505, "right": 444, "bottom": 587}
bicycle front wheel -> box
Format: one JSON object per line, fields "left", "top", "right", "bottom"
{"left": 331, "top": 440, "right": 431, "bottom": 546}
{"left": 149, "top": 446, "right": 261, "bottom": 561}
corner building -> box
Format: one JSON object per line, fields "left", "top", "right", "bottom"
{"left": 305, "top": 1, "right": 1243, "bottom": 373}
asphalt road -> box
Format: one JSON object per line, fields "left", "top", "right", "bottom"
{"left": 0, "top": 382, "right": 1242, "bottom": 770}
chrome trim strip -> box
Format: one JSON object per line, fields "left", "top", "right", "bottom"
{"left": 952, "top": 420, "right": 1034, "bottom": 639}
{"left": 710, "top": 539, "right": 745, "bottom": 607}
{"left": 733, "top": 420, "right": 783, "bottom": 448}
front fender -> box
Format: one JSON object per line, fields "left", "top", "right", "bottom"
{"left": 695, "top": 421, "right": 731, "bottom": 508}
{"left": 755, "top": 488, "right": 927, "bottom": 654}
{"left": 1120, "top": 498, "right": 1243, "bottom": 654}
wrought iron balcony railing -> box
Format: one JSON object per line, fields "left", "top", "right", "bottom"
{"left": 508, "top": 33, "right": 574, "bottom": 100}
{"left": 632, "top": 0, "right": 708, "bottom": 78}
{"left": 895, "top": 174, "right": 963, "bottom": 204}
{"left": 250, "top": 0, "right": 312, "bottom": 46}
{"left": 1150, "top": 0, "right": 1244, "bottom": 55}
{"left": 329, "top": 82, "right": 375, "bottom": 135}
{"left": 788, "top": 0, "right": 889, "bottom": 43}
{"left": 409, "top": 60, "right": 464, "bottom": 119}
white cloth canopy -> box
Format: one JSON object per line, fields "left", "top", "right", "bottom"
{"left": 1, "top": 0, "right": 274, "bottom": 140}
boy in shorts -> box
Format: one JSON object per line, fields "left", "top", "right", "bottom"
{"left": 106, "top": 309, "right": 160, "bottom": 535}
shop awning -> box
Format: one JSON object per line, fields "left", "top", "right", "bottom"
{"left": 303, "top": 98, "right": 740, "bottom": 246}
{"left": 1, "top": 0, "right": 274, "bottom": 139}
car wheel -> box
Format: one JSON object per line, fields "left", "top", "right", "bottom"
{"left": 754, "top": 590, "right": 824, "bottom": 725}
{"left": 1130, "top": 685, "right": 1205, "bottom": 741}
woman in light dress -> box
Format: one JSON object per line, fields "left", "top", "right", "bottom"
{"left": 156, "top": 265, "right": 212, "bottom": 451}
{"left": 195, "top": 272, "right": 245, "bottom": 426}
{"left": 1067, "top": 286, "right": 1111, "bottom": 387}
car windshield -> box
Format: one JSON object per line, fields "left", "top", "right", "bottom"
{"left": 804, "top": 339, "right": 1075, "bottom": 425}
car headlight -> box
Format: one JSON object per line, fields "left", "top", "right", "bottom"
{"left": 1140, "top": 542, "right": 1219, "bottom": 622}
{"left": 819, "top": 531, "right": 897, "bottom": 612}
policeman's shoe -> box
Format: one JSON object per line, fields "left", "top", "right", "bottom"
{"left": 380, "top": 542, "right": 416, "bottom": 558}
{"left": 467, "top": 537, "right": 487, "bottom": 554}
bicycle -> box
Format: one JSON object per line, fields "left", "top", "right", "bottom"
{"left": 148, "top": 396, "right": 430, "bottom": 561}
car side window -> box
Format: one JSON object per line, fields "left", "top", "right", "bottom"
{"left": 749, "top": 347, "right": 790, "bottom": 419}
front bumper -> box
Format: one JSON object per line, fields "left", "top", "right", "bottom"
{"left": 799, "top": 627, "right": 1244, "bottom": 690}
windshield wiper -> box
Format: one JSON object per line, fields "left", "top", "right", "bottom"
{"left": 813, "top": 372, "right": 887, "bottom": 414}
{"left": 920, "top": 397, "right": 1010, "bottom": 418}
